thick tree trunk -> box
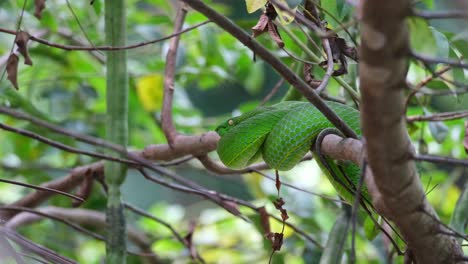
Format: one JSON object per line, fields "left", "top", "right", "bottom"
{"left": 359, "top": 1, "right": 465, "bottom": 263}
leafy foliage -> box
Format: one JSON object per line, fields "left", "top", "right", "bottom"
{"left": 0, "top": 0, "right": 466, "bottom": 263}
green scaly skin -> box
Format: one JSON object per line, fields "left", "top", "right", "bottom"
{"left": 216, "top": 101, "right": 371, "bottom": 203}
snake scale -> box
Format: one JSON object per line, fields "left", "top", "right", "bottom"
{"left": 215, "top": 101, "right": 370, "bottom": 203}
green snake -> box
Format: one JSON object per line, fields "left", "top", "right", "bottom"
{"left": 215, "top": 101, "right": 370, "bottom": 203}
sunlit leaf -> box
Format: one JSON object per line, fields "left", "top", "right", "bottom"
{"left": 136, "top": 74, "right": 164, "bottom": 112}
{"left": 272, "top": 0, "right": 298, "bottom": 25}
{"left": 245, "top": 0, "right": 267, "bottom": 13}
{"left": 422, "top": 0, "right": 434, "bottom": 8}
{"left": 408, "top": 18, "right": 436, "bottom": 55}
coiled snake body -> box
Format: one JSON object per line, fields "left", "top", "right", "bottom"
{"left": 215, "top": 101, "right": 369, "bottom": 202}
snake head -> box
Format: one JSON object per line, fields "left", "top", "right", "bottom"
{"left": 215, "top": 118, "right": 237, "bottom": 137}
{"left": 215, "top": 107, "right": 273, "bottom": 137}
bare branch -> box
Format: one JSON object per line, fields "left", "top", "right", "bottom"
{"left": 5, "top": 206, "right": 160, "bottom": 263}
{"left": 161, "top": 5, "right": 188, "bottom": 145}
{"left": 412, "top": 51, "right": 468, "bottom": 70}
{"left": 124, "top": 202, "right": 205, "bottom": 263}
{"left": 0, "top": 178, "right": 83, "bottom": 202}
{"left": 413, "top": 10, "right": 468, "bottom": 19}
{"left": 0, "top": 21, "right": 210, "bottom": 52}
{"left": 180, "top": 0, "right": 358, "bottom": 139}
{"left": 407, "top": 110, "right": 468, "bottom": 122}
{"left": 359, "top": 0, "right": 464, "bottom": 262}
{"left": 0, "top": 226, "right": 77, "bottom": 264}
{"left": 413, "top": 154, "right": 468, "bottom": 167}
{"left": 0, "top": 122, "right": 137, "bottom": 165}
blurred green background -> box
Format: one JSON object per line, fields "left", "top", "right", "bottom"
{"left": 0, "top": 0, "right": 466, "bottom": 263}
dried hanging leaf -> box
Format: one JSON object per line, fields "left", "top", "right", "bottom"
{"left": 273, "top": 197, "right": 289, "bottom": 221}
{"left": 251, "top": 4, "right": 284, "bottom": 48}
{"left": 464, "top": 120, "right": 468, "bottom": 154}
{"left": 304, "top": 63, "right": 321, "bottom": 89}
{"left": 252, "top": 12, "right": 270, "bottom": 38}
{"left": 16, "top": 31, "right": 33, "bottom": 66}
{"left": 258, "top": 206, "right": 271, "bottom": 234}
{"left": 324, "top": 28, "right": 358, "bottom": 77}
{"left": 6, "top": 54, "right": 19, "bottom": 89}
{"left": 266, "top": 232, "right": 284, "bottom": 251}
{"left": 267, "top": 20, "right": 284, "bottom": 48}
{"left": 34, "top": 0, "right": 46, "bottom": 19}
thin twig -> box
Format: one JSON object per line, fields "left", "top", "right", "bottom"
{"left": 0, "top": 178, "right": 84, "bottom": 202}
{"left": 0, "top": 206, "right": 105, "bottom": 241}
{"left": 0, "top": 226, "right": 77, "bottom": 264}
{"left": 412, "top": 51, "right": 468, "bottom": 70}
{"left": 404, "top": 66, "right": 451, "bottom": 113}
{"left": 261, "top": 78, "right": 285, "bottom": 105}
{"left": 350, "top": 162, "right": 367, "bottom": 264}
{"left": 0, "top": 106, "right": 124, "bottom": 152}
{"left": 413, "top": 10, "right": 468, "bottom": 19}
{"left": 180, "top": 0, "right": 358, "bottom": 139}
{"left": 161, "top": 5, "right": 187, "bottom": 144}
{"left": 65, "top": 0, "right": 101, "bottom": 56}
{"left": 5, "top": 207, "right": 161, "bottom": 262}
{"left": 407, "top": 110, "right": 468, "bottom": 122}
{"left": 0, "top": 122, "right": 138, "bottom": 166}
{"left": 316, "top": 38, "right": 333, "bottom": 94}
{"left": 413, "top": 154, "right": 468, "bottom": 167}
{"left": 251, "top": 169, "right": 347, "bottom": 204}
{"left": 0, "top": 21, "right": 210, "bottom": 51}
{"left": 124, "top": 202, "right": 205, "bottom": 263}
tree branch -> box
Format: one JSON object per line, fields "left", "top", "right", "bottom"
{"left": 5, "top": 206, "right": 160, "bottom": 263}
{"left": 413, "top": 10, "right": 468, "bottom": 19}
{"left": 161, "top": 4, "right": 187, "bottom": 145}
{"left": 0, "top": 21, "right": 209, "bottom": 52}
{"left": 359, "top": 1, "right": 464, "bottom": 263}
{"left": 179, "top": 0, "right": 358, "bottom": 139}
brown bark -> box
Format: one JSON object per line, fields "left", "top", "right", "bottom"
{"left": 359, "top": 1, "right": 464, "bottom": 263}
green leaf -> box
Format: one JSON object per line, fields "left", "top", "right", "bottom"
{"left": 363, "top": 215, "right": 379, "bottom": 241}
{"left": 272, "top": 0, "right": 298, "bottom": 25}
{"left": 92, "top": 0, "right": 102, "bottom": 16}
{"left": 450, "top": 184, "right": 468, "bottom": 242}
{"left": 426, "top": 108, "right": 449, "bottom": 143}
{"left": 429, "top": 27, "right": 449, "bottom": 59}
{"left": 422, "top": 0, "right": 434, "bottom": 8}
{"left": 39, "top": 10, "right": 58, "bottom": 32}
{"left": 319, "top": 210, "right": 350, "bottom": 264}
{"left": 243, "top": 62, "right": 265, "bottom": 95}
{"left": 245, "top": 0, "right": 267, "bottom": 13}
{"left": 408, "top": 18, "right": 436, "bottom": 55}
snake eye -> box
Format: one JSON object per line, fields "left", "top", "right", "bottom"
{"left": 228, "top": 119, "right": 234, "bottom": 125}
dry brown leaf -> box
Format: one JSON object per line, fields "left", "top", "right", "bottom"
{"left": 252, "top": 13, "right": 269, "bottom": 38}
{"left": 16, "top": 31, "right": 33, "bottom": 66}
{"left": 258, "top": 206, "right": 271, "bottom": 234}
{"left": 251, "top": 3, "right": 284, "bottom": 48}
{"left": 34, "top": 0, "right": 46, "bottom": 19}
{"left": 6, "top": 54, "right": 19, "bottom": 90}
